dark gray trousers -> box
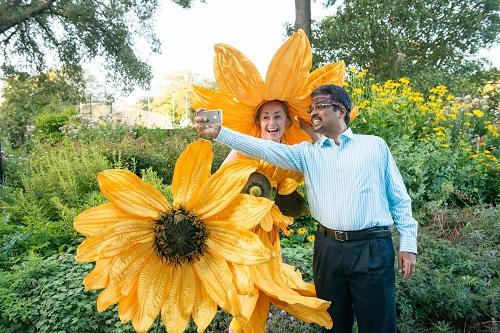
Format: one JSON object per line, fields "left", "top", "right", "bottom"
{"left": 313, "top": 230, "right": 397, "bottom": 333}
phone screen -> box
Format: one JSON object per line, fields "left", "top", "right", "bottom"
{"left": 199, "top": 110, "right": 222, "bottom": 125}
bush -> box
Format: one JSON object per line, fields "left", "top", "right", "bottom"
{"left": 397, "top": 234, "right": 498, "bottom": 332}
{"left": 34, "top": 107, "right": 78, "bottom": 143}
{"left": 0, "top": 142, "right": 109, "bottom": 266}
{"left": 348, "top": 74, "right": 499, "bottom": 211}
{"left": 0, "top": 253, "right": 136, "bottom": 333}
{"left": 100, "top": 127, "right": 230, "bottom": 184}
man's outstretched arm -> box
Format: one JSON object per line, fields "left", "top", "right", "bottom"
{"left": 194, "top": 113, "right": 305, "bottom": 172}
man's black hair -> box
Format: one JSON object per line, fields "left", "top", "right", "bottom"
{"left": 311, "top": 84, "right": 352, "bottom": 126}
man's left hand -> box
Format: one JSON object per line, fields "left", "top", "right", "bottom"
{"left": 398, "top": 251, "right": 416, "bottom": 282}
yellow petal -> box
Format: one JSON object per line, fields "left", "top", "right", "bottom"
{"left": 83, "top": 258, "right": 115, "bottom": 290}
{"left": 229, "top": 263, "right": 253, "bottom": 295}
{"left": 308, "top": 60, "right": 346, "bottom": 89}
{"left": 264, "top": 30, "right": 311, "bottom": 101}
{"left": 171, "top": 139, "right": 212, "bottom": 205}
{"left": 75, "top": 221, "right": 154, "bottom": 262}
{"left": 98, "top": 169, "right": 170, "bottom": 219}
{"left": 192, "top": 274, "right": 218, "bottom": 333}
{"left": 161, "top": 266, "right": 194, "bottom": 333}
{"left": 74, "top": 202, "right": 150, "bottom": 237}
{"left": 118, "top": 280, "right": 139, "bottom": 323}
{"left": 282, "top": 120, "right": 313, "bottom": 145}
{"left": 96, "top": 282, "right": 120, "bottom": 313}
{"left": 189, "top": 159, "right": 258, "bottom": 218}
{"left": 191, "top": 86, "right": 259, "bottom": 137}
{"left": 214, "top": 43, "right": 264, "bottom": 106}
{"left": 272, "top": 298, "right": 333, "bottom": 329}
{"left": 260, "top": 213, "right": 274, "bottom": 232}
{"left": 133, "top": 257, "right": 172, "bottom": 332}
{"left": 277, "top": 178, "right": 299, "bottom": 195}
{"left": 193, "top": 252, "right": 242, "bottom": 320}
{"left": 270, "top": 205, "right": 294, "bottom": 235}
{"left": 254, "top": 262, "right": 328, "bottom": 310}
{"left": 208, "top": 194, "right": 274, "bottom": 230}
{"left": 245, "top": 291, "right": 271, "bottom": 333}
{"left": 281, "top": 263, "right": 316, "bottom": 297}
{"left": 205, "top": 221, "right": 272, "bottom": 265}
{"left": 179, "top": 266, "right": 196, "bottom": 316}
{"left": 95, "top": 242, "right": 154, "bottom": 312}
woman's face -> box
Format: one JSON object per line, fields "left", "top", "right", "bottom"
{"left": 258, "top": 101, "right": 290, "bottom": 142}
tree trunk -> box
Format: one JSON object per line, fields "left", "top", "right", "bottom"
{"left": 294, "top": 0, "right": 311, "bottom": 38}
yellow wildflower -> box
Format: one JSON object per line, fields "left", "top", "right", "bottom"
{"left": 472, "top": 109, "right": 484, "bottom": 117}
{"left": 307, "top": 235, "right": 316, "bottom": 242}
{"left": 297, "top": 227, "right": 307, "bottom": 235}
{"left": 399, "top": 77, "right": 410, "bottom": 85}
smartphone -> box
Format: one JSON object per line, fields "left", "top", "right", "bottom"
{"left": 198, "top": 109, "right": 223, "bottom": 125}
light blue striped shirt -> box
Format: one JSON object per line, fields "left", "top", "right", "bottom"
{"left": 216, "top": 127, "right": 418, "bottom": 253}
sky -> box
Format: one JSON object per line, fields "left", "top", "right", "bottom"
{"left": 140, "top": 0, "right": 339, "bottom": 94}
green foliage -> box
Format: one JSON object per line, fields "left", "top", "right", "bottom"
{"left": 0, "top": 69, "right": 82, "bottom": 147}
{"left": 281, "top": 244, "right": 314, "bottom": 282}
{"left": 34, "top": 107, "right": 78, "bottom": 143}
{"left": 0, "top": 142, "right": 108, "bottom": 266}
{"left": 100, "top": 127, "right": 229, "bottom": 184}
{"left": 0, "top": 253, "right": 136, "bottom": 333}
{"left": 313, "top": 0, "right": 500, "bottom": 94}
{"left": 0, "top": 0, "right": 162, "bottom": 91}
{"left": 396, "top": 209, "right": 499, "bottom": 332}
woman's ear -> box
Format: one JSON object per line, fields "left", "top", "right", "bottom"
{"left": 286, "top": 116, "right": 292, "bottom": 127}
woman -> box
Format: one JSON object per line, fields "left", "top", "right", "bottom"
{"left": 222, "top": 100, "right": 316, "bottom": 165}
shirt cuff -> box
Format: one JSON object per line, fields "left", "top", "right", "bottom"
{"left": 215, "top": 127, "right": 232, "bottom": 143}
{"left": 399, "top": 237, "right": 417, "bottom": 254}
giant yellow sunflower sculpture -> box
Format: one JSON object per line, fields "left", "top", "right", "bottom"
{"left": 230, "top": 228, "right": 332, "bottom": 333}
{"left": 74, "top": 139, "right": 277, "bottom": 333}
{"left": 191, "top": 29, "right": 345, "bottom": 144}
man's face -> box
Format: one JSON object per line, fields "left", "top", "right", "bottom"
{"left": 308, "top": 94, "right": 346, "bottom": 136}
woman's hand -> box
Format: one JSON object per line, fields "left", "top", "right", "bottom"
{"left": 297, "top": 117, "right": 318, "bottom": 143}
{"left": 193, "top": 108, "right": 221, "bottom": 138}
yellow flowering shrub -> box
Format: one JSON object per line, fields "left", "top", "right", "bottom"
{"left": 346, "top": 69, "right": 499, "bottom": 213}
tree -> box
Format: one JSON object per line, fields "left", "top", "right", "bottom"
{"left": 0, "top": 68, "right": 83, "bottom": 146}
{"left": 295, "top": 0, "right": 311, "bottom": 38}
{"left": 312, "top": 0, "right": 500, "bottom": 92}
{"left": 0, "top": 0, "right": 197, "bottom": 92}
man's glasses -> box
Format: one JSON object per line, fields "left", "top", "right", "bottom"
{"left": 307, "top": 102, "right": 344, "bottom": 114}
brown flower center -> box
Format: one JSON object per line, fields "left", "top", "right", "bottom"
{"left": 153, "top": 207, "right": 208, "bottom": 265}
{"left": 242, "top": 172, "right": 275, "bottom": 199}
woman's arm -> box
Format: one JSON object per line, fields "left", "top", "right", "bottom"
{"left": 221, "top": 149, "right": 239, "bottom": 166}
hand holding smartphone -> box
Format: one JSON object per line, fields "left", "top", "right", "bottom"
{"left": 198, "top": 109, "right": 223, "bottom": 126}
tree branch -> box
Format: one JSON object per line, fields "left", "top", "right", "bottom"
{"left": 0, "top": 0, "right": 57, "bottom": 35}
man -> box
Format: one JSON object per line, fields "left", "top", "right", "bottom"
{"left": 194, "top": 84, "right": 417, "bottom": 333}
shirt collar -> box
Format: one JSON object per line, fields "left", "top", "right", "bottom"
{"left": 318, "top": 128, "right": 354, "bottom": 147}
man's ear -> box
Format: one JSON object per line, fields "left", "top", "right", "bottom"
{"left": 339, "top": 107, "right": 347, "bottom": 121}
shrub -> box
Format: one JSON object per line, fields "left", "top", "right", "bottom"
{"left": 34, "top": 107, "right": 78, "bottom": 143}
{"left": 348, "top": 74, "right": 499, "bottom": 211}
{"left": 0, "top": 254, "right": 135, "bottom": 333}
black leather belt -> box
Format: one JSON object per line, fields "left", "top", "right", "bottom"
{"left": 319, "top": 225, "right": 391, "bottom": 241}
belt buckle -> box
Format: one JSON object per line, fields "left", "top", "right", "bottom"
{"left": 333, "top": 231, "right": 348, "bottom": 241}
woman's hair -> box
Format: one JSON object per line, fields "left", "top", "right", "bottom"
{"left": 254, "top": 99, "right": 291, "bottom": 125}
